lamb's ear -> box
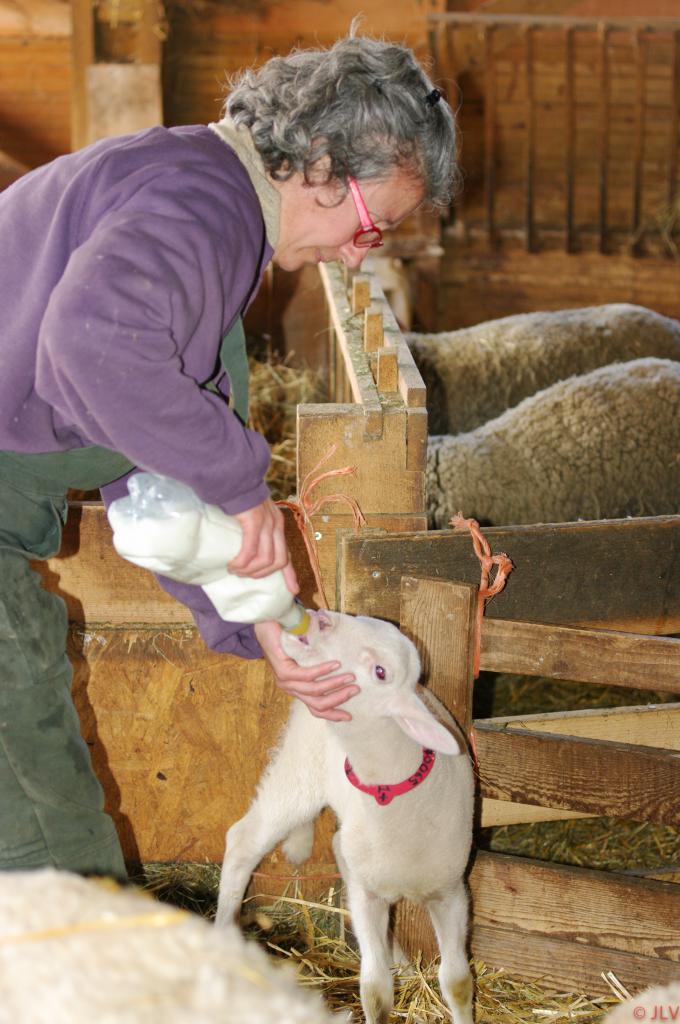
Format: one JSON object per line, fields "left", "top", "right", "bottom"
{"left": 383, "top": 692, "right": 462, "bottom": 755}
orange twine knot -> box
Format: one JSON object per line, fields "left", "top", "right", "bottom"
{"left": 449, "top": 513, "right": 514, "bottom": 679}
{"left": 276, "top": 445, "right": 366, "bottom": 610}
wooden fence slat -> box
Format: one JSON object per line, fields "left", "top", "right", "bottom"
{"left": 480, "top": 619, "right": 680, "bottom": 693}
{"left": 565, "top": 26, "right": 576, "bottom": 252}
{"left": 395, "top": 850, "right": 680, "bottom": 992}
{"left": 598, "top": 23, "right": 610, "bottom": 254}
{"left": 399, "top": 577, "right": 477, "bottom": 734}
{"left": 669, "top": 30, "right": 680, "bottom": 215}
{"left": 470, "top": 851, "right": 680, "bottom": 961}
{"left": 631, "top": 27, "right": 646, "bottom": 253}
{"left": 483, "top": 23, "right": 496, "bottom": 245}
{"left": 474, "top": 724, "right": 680, "bottom": 824}
{"left": 524, "top": 24, "right": 535, "bottom": 252}
{"left": 339, "top": 517, "right": 680, "bottom": 634}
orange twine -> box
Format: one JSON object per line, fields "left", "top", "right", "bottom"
{"left": 276, "top": 444, "right": 366, "bottom": 610}
{"left": 450, "top": 514, "right": 514, "bottom": 768}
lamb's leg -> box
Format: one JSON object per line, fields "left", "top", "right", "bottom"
{"left": 215, "top": 717, "right": 324, "bottom": 929}
{"left": 334, "top": 835, "right": 393, "bottom": 1024}
{"left": 426, "top": 883, "right": 474, "bottom": 1024}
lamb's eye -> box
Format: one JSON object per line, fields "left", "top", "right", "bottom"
{"left": 375, "top": 665, "right": 386, "bottom": 680}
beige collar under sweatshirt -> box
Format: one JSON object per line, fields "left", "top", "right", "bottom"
{"left": 209, "top": 116, "right": 280, "bottom": 249}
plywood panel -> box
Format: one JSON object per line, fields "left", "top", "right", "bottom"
{"left": 71, "top": 624, "right": 340, "bottom": 864}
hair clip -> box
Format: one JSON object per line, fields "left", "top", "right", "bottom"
{"left": 425, "top": 88, "right": 442, "bottom": 107}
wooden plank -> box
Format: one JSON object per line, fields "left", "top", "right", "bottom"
{"left": 473, "top": 724, "right": 680, "bottom": 824}
{"left": 297, "top": 405, "right": 426, "bottom": 516}
{"left": 565, "top": 26, "right": 576, "bottom": 252}
{"left": 478, "top": 703, "right": 680, "bottom": 825}
{"left": 631, "top": 28, "right": 646, "bottom": 253}
{"left": 36, "top": 502, "right": 189, "bottom": 626}
{"left": 429, "top": 12, "right": 680, "bottom": 33}
{"left": 86, "top": 63, "right": 162, "bottom": 143}
{"left": 375, "top": 348, "right": 398, "bottom": 393}
{"left": 480, "top": 620, "right": 680, "bottom": 693}
{"left": 395, "top": 851, "right": 680, "bottom": 990}
{"left": 363, "top": 305, "right": 383, "bottom": 353}
{"left": 70, "top": 625, "right": 291, "bottom": 863}
{"left": 598, "top": 24, "right": 610, "bottom": 254}
{"left": 70, "top": 0, "right": 94, "bottom": 152}
{"left": 317, "top": 263, "right": 383, "bottom": 431}
{"left": 399, "top": 578, "right": 476, "bottom": 734}
{"left": 669, "top": 30, "right": 680, "bottom": 216}
{"left": 36, "top": 500, "right": 322, "bottom": 626}
{"left": 338, "top": 517, "right": 680, "bottom": 634}
{"left": 470, "top": 852, "right": 680, "bottom": 961}
{"left": 480, "top": 799, "right": 587, "bottom": 827}
{"left": 524, "top": 23, "right": 535, "bottom": 252}
{"left": 470, "top": 924, "right": 680, "bottom": 995}
{"left": 478, "top": 703, "right": 680, "bottom": 749}
{"left": 483, "top": 24, "right": 497, "bottom": 246}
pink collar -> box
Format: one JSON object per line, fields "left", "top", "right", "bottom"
{"left": 344, "top": 748, "right": 436, "bottom": 806}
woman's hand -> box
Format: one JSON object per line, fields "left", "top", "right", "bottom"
{"left": 230, "top": 498, "right": 295, "bottom": 582}
{"left": 254, "top": 620, "right": 359, "bottom": 721}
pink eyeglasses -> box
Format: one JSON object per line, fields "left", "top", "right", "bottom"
{"left": 347, "top": 176, "right": 384, "bottom": 249}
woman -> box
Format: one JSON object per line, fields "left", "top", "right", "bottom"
{"left": 0, "top": 29, "right": 457, "bottom": 877}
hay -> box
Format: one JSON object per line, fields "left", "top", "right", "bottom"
{"left": 132, "top": 866, "right": 622, "bottom": 1022}
{"left": 247, "top": 352, "right": 327, "bottom": 502}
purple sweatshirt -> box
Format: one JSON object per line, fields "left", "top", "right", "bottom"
{"left": 0, "top": 125, "right": 276, "bottom": 657}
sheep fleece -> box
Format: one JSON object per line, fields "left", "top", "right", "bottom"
{"left": 407, "top": 303, "right": 680, "bottom": 434}
{"left": 0, "top": 868, "right": 340, "bottom": 1024}
{"left": 427, "top": 357, "right": 680, "bottom": 527}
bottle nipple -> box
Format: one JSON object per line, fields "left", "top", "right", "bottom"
{"left": 278, "top": 601, "right": 310, "bottom": 635}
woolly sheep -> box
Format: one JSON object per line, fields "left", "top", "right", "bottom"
{"left": 216, "top": 609, "right": 475, "bottom": 1024}
{"left": 406, "top": 303, "right": 680, "bottom": 434}
{"left": 427, "top": 357, "right": 680, "bottom": 528}
{"left": 603, "top": 983, "right": 680, "bottom": 1024}
{"left": 0, "top": 867, "right": 342, "bottom": 1024}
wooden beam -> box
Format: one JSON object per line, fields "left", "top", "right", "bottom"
{"left": 338, "top": 517, "right": 680, "bottom": 634}
{"left": 395, "top": 850, "right": 680, "bottom": 992}
{"left": 564, "top": 26, "right": 576, "bottom": 252}
{"left": 70, "top": 0, "right": 94, "bottom": 151}
{"left": 473, "top": 724, "right": 680, "bottom": 824}
{"left": 597, "top": 23, "right": 610, "bottom": 254}
{"left": 478, "top": 703, "right": 680, "bottom": 825}
{"left": 483, "top": 23, "right": 497, "bottom": 246}
{"left": 631, "top": 27, "right": 646, "bottom": 254}
{"left": 399, "top": 577, "right": 476, "bottom": 734}
{"left": 478, "top": 703, "right": 680, "bottom": 750}
{"left": 479, "top": 619, "right": 680, "bottom": 693}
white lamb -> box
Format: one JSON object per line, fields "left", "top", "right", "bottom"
{"left": 216, "top": 609, "right": 475, "bottom": 1024}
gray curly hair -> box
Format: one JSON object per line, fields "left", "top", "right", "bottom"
{"left": 224, "top": 29, "right": 458, "bottom": 208}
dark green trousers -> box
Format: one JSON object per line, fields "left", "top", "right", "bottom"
{"left": 0, "top": 448, "right": 133, "bottom": 878}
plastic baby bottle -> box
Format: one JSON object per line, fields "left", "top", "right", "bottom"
{"left": 107, "top": 473, "right": 309, "bottom": 634}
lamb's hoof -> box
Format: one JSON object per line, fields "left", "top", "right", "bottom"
{"left": 361, "top": 985, "right": 392, "bottom": 1024}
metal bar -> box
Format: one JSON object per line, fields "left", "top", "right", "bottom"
{"left": 483, "top": 24, "right": 497, "bottom": 246}
{"left": 524, "top": 24, "right": 536, "bottom": 251}
{"left": 631, "top": 28, "right": 646, "bottom": 255}
{"left": 597, "top": 23, "right": 610, "bottom": 254}
{"left": 565, "top": 26, "right": 576, "bottom": 252}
